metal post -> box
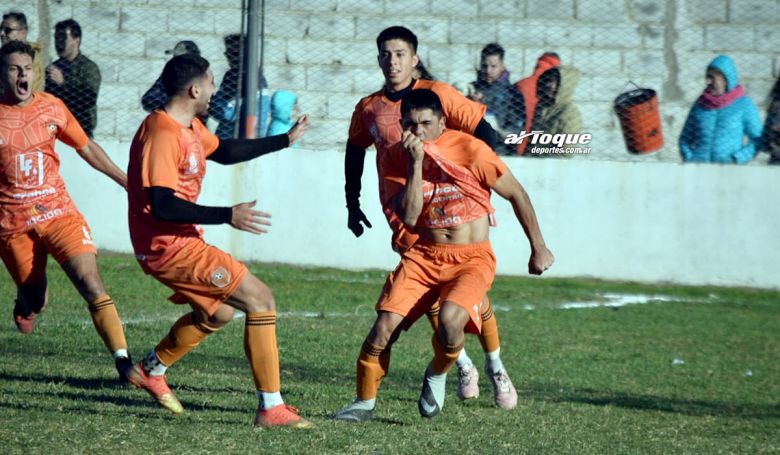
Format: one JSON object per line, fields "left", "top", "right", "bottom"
{"left": 243, "top": 0, "right": 260, "bottom": 138}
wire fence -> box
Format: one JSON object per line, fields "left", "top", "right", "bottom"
{"left": 3, "top": 0, "right": 778, "bottom": 164}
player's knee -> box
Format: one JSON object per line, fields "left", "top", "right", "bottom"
{"left": 205, "top": 304, "right": 235, "bottom": 327}
{"left": 82, "top": 276, "right": 107, "bottom": 301}
{"left": 369, "top": 315, "right": 402, "bottom": 349}
{"left": 438, "top": 302, "right": 468, "bottom": 341}
{"left": 244, "top": 280, "right": 276, "bottom": 313}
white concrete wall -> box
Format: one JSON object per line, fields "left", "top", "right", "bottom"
{"left": 62, "top": 141, "right": 780, "bottom": 289}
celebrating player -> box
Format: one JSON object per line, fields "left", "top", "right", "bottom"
{"left": 125, "top": 53, "right": 312, "bottom": 428}
{"left": 336, "top": 89, "right": 554, "bottom": 421}
{"left": 0, "top": 41, "right": 132, "bottom": 381}
{"left": 343, "top": 25, "right": 516, "bottom": 408}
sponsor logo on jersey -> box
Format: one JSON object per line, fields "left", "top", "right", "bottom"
{"left": 13, "top": 187, "right": 56, "bottom": 200}
{"left": 26, "top": 207, "right": 64, "bottom": 227}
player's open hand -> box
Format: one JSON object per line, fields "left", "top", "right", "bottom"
{"left": 230, "top": 200, "right": 272, "bottom": 235}
{"left": 528, "top": 245, "right": 554, "bottom": 275}
{"left": 287, "top": 115, "right": 310, "bottom": 146}
{"left": 401, "top": 130, "right": 424, "bottom": 162}
{"left": 348, "top": 207, "right": 372, "bottom": 237}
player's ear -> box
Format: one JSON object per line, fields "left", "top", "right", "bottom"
{"left": 412, "top": 53, "right": 419, "bottom": 67}
{"left": 188, "top": 83, "right": 199, "bottom": 100}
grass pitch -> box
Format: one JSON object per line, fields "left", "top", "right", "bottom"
{"left": 0, "top": 253, "right": 778, "bottom": 454}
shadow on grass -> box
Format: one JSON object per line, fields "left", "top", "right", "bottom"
{"left": 0, "top": 371, "right": 250, "bottom": 416}
{"left": 528, "top": 382, "right": 780, "bottom": 419}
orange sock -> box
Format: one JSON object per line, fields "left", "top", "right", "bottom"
{"left": 478, "top": 298, "right": 501, "bottom": 353}
{"left": 155, "top": 312, "right": 219, "bottom": 367}
{"left": 356, "top": 339, "right": 390, "bottom": 400}
{"left": 87, "top": 295, "right": 128, "bottom": 354}
{"left": 425, "top": 301, "right": 441, "bottom": 332}
{"left": 244, "top": 311, "right": 281, "bottom": 392}
{"left": 431, "top": 334, "right": 463, "bottom": 375}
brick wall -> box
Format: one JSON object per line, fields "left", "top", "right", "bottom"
{"left": 4, "top": 0, "right": 778, "bottom": 162}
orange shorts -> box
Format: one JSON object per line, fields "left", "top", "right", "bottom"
{"left": 0, "top": 211, "right": 96, "bottom": 286}
{"left": 376, "top": 240, "right": 496, "bottom": 334}
{"left": 141, "top": 237, "right": 248, "bottom": 316}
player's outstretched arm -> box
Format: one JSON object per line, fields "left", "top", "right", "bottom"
{"left": 345, "top": 141, "right": 372, "bottom": 237}
{"left": 492, "top": 170, "right": 554, "bottom": 275}
{"left": 207, "top": 115, "right": 309, "bottom": 165}
{"left": 77, "top": 139, "right": 128, "bottom": 190}
{"left": 148, "top": 187, "right": 271, "bottom": 235}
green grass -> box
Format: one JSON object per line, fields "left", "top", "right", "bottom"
{"left": 1, "top": 253, "right": 778, "bottom": 454}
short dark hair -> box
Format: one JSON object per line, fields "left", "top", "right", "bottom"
{"left": 377, "top": 26, "right": 417, "bottom": 53}
{"left": 2, "top": 11, "right": 28, "bottom": 29}
{"left": 0, "top": 40, "right": 35, "bottom": 67}
{"left": 161, "top": 54, "right": 210, "bottom": 96}
{"left": 55, "top": 19, "right": 81, "bottom": 39}
{"left": 481, "top": 43, "right": 505, "bottom": 61}
{"left": 401, "top": 89, "right": 443, "bottom": 119}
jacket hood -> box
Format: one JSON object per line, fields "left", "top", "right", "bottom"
{"left": 270, "top": 90, "right": 297, "bottom": 120}
{"left": 535, "top": 52, "right": 561, "bottom": 75}
{"left": 708, "top": 55, "right": 739, "bottom": 92}
{"left": 553, "top": 65, "right": 581, "bottom": 103}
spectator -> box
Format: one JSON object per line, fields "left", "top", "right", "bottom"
{"left": 468, "top": 43, "right": 523, "bottom": 155}
{"left": 266, "top": 89, "right": 299, "bottom": 147}
{"left": 680, "top": 55, "right": 763, "bottom": 164}
{"left": 44, "top": 19, "right": 100, "bottom": 137}
{"left": 761, "top": 74, "right": 780, "bottom": 165}
{"left": 526, "top": 66, "right": 582, "bottom": 158}
{"left": 210, "top": 33, "right": 269, "bottom": 139}
{"left": 141, "top": 40, "right": 200, "bottom": 113}
{"left": 1, "top": 11, "right": 43, "bottom": 92}
{"left": 514, "top": 52, "right": 561, "bottom": 155}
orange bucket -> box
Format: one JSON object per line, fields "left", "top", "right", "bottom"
{"left": 614, "top": 88, "right": 664, "bottom": 154}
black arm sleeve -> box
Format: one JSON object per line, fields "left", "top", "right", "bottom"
{"left": 149, "top": 186, "right": 232, "bottom": 225}
{"left": 345, "top": 141, "right": 366, "bottom": 210}
{"left": 473, "top": 118, "right": 499, "bottom": 151}
{"left": 207, "top": 134, "right": 289, "bottom": 165}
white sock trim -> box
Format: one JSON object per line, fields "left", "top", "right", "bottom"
{"left": 258, "top": 391, "right": 284, "bottom": 410}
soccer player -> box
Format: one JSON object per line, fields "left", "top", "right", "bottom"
{"left": 125, "top": 53, "right": 312, "bottom": 428}
{"left": 344, "top": 25, "right": 515, "bottom": 406}
{"left": 0, "top": 41, "right": 132, "bottom": 380}
{"left": 336, "top": 89, "right": 554, "bottom": 421}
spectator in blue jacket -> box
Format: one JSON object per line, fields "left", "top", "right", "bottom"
{"left": 266, "top": 89, "right": 299, "bottom": 147}
{"left": 679, "top": 55, "right": 763, "bottom": 164}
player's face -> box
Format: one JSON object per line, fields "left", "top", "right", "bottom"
{"left": 402, "top": 108, "right": 445, "bottom": 141}
{"left": 1, "top": 52, "right": 35, "bottom": 106}
{"left": 0, "top": 18, "right": 27, "bottom": 46}
{"left": 195, "top": 69, "right": 215, "bottom": 116}
{"left": 706, "top": 68, "right": 727, "bottom": 96}
{"left": 378, "top": 39, "right": 419, "bottom": 91}
{"left": 482, "top": 55, "right": 505, "bottom": 83}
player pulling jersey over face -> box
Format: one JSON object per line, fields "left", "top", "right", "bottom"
{"left": 336, "top": 89, "right": 554, "bottom": 421}
{"left": 0, "top": 40, "right": 133, "bottom": 383}
{"left": 336, "top": 27, "right": 520, "bottom": 422}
